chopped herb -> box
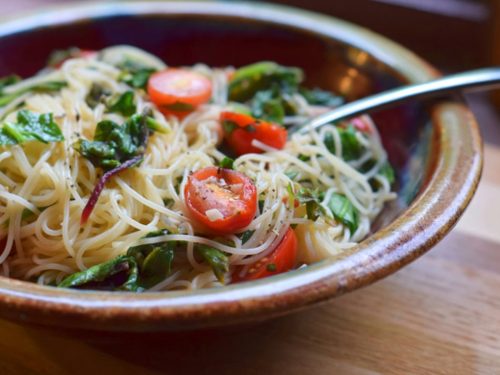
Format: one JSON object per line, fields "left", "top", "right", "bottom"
{"left": 286, "top": 183, "right": 296, "bottom": 211}
{"left": 240, "top": 230, "right": 255, "bottom": 244}
{"left": 219, "top": 156, "right": 235, "bottom": 170}
{"left": 0, "top": 110, "right": 64, "bottom": 146}
{"left": 297, "top": 154, "right": 311, "bottom": 162}
{"left": 222, "top": 119, "right": 238, "bottom": 135}
{"left": 196, "top": 244, "right": 229, "bottom": 283}
{"left": 327, "top": 193, "right": 359, "bottom": 234}
{"left": 145, "top": 116, "right": 169, "bottom": 134}
{"left": 258, "top": 199, "right": 265, "bottom": 213}
{"left": 266, "top": 263, "right": 277, "bottom": 272}
{"left": 162, "top": 198, "right": 175, "bottom": 208}
{"left": 47, "top": 47, "right": 80, "bottom": 68}
{"left": 107, "top": 91, "right": 136, "bottom": 117}
{"left": 296, "top": 187, "right": 327, "bottom": 221}
{"left": 250, "top": 89, "right": 286, "bottom": 124}
{"left": 300, "top": 87, "right": 344, "bottom": 108}
{"left": 58, "top": 255, "right": 140, "bottom": 291}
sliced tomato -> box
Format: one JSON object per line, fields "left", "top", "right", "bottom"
{"left": 234, "top": 227, "right": 298, "bottom": 282}
{"left": 184, "top": 167, "right": 257, "bottom": 234}
{"left": 220, "top": 111, "right": 287, "bottom": 156}
{"left": 148, "top": 69, "right": 212, "bottom": 117}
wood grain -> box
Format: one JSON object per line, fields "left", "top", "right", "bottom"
{"left": 0, "top": 1, "right": 499, "bottom": 374}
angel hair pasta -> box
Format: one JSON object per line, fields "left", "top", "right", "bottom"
{"left": 0, "top": 45, "right": 396, "bottom": 291}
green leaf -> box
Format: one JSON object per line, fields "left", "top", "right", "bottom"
{"left": 250, "top": 89, "right": 286, "bottom": 124}
{"left": 296, "top": 187, "right": 327, "bottom": 221}
{"left": 379, "top": 161, "right": 395, "bottom": 185}
{"left": 58, "top": 255, "right": 140, "bottom": 291}
{"left": 219, "top": 156, "right": 234, "bottom": 169}
{"left": 229, "top": 61, "right": 303, "bottom": 102}
{"left": 0, "top": 81, "right": 67, "bottom": 107}
{"left": 0, "top": 75, "right": 20, "bottom": 91}
{"left": 107, "top": 91, "right": 136, "bottom": 117}
{"left": 127, "top": 229, "right": 175, "bottom": 289}
{"left": 0, "top": 110, "right": 64, "bottom": 146}
{"left": 196, "top": 244, "right": 229, "bottom": 283}
{"left": 47, "top": 47, "right": 80, "bottom": 68}
{"left": 240, "top": 230, "right": 255, "bottom": 244}
{"left": 118, "top": 60, "right": 156, "bottom": 89}
{"left": 145, "top": 116, "right": 169, "bottom": 134}
{"left": 324, "top": 125, "right": 364, "bottom": 161}
{"left": 300, "top": 87, "right": 344, "bottom": 107}
{"left": 75, "top": 113, "right": 150, "bottom": 170}
{"left": 327, "top": 193, "right": 359, "bottom": 233}
{"left": 284, "top": 170, "right": 299, "bottom": 180}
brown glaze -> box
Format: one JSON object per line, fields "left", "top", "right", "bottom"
{"left": 0, "top": 2, "right": 482, "bottom": 331}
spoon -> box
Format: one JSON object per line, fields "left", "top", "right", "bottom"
{"left": 289, "top": 67, "right": 500, "bottom": 135}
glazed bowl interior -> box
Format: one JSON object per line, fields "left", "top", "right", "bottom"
{"left": 0, "top": 2, "right": 482, "bottom": 331}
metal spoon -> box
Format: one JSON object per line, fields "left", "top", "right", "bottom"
{"left": 289, "top": 67, "right": 500, "bottom": 135}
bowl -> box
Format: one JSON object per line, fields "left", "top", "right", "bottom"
{"left": 0, "top": 1, "right": 482, "bottom": 331}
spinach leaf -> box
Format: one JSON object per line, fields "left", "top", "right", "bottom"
{"left": 0, "top": 110, "right": 64, "bottom": 146}
{"left": 324, "top": 125, "right": 364, "bottom": 161}
{"left": 127, "top": 229, "right": 175, "bottom": 289}
{"left": 85, "top": 83, "right": 111, "bottom": 108}
{"left": 229, "top": 61, "right": 303, "bottom": 102}
{"left": 76, "top": 113, "right": 149, "bottom": 170}
{"left": 250, "top": 89, "right": 286, "bottom": 124}
{"left": 196, "top": 244, "right": 229, "bottom": 283}
{"left": 327, "top": 193, "right": 359, "bottom": 234}
{"left": 300, "top": 87, "right": 344, "bottom": 108}
{"left": 219, "top": 156, "right": 234, "bottom": 169}
{"left": 240, "top": 230, "right": 255, "bottom": 244}
{"left": 118, "top": 60, "right": 156, "bottom": 90}
{"left": 58, "top": 255, "right": 140, "bottom": 291}
{"left": 107, "top": 91, "right": 136, "bottom": 117}
{"left": 379, "top": 161, "right": 395, "bottom": 185}
{"left": 0, "top": 80, "right": 67, "bottom": 107}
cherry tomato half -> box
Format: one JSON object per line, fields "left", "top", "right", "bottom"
{"left": 233, "top": 227, "right": 298, "bottom": 282}
{"left": 148, "top": 69, "right": 212, "bottom": 117}
{"left": 184, "top": 167, "right": 257, "bottom": 234}
{"left": 220, "top": 111, "right": 287, "bottom": 156}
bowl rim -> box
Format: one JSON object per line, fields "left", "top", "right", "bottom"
{"left": 0, "top": 1, "right": 482, "bottom": 331}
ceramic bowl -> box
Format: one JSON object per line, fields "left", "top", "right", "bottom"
{"left": 0, "top": 1, "right": 482, "bottom": 331}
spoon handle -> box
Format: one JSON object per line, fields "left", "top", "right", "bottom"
{"left": 292, "top": 67, "right": 500, "bottom": 134}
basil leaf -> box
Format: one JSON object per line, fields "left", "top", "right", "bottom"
{"left": 229, "top": 61, "right": 303, "bottom": 102}
{"left": 196, "top": 244, "right": 229, "bottom": 283}
{"left": 127, "top": 229, "right": 175, "bottom": 289}
{"left": 296, "top": 187, "right": 327, "bottom": 221}
{"left": 58, "top": 255, "right": 140, "bottom": 291}
{"left": 327, "top": 193, "right": 359, "bottom": 234}
{"left": 219, "top": 156, "right": 234, "bottom": 169}
{"left": 0, "top": 110, "right": 64, "bottom": 146}
{"left": 300, "top": 87, "right": 344, "bottom": 108}
{"left": 107, "top": 91, "right": 136, "bottom": 117}
{"left": 324, "top": 125, "right": 364, "bottom": 161}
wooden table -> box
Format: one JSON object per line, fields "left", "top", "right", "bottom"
{"left": 1, "top": 1, "right": 500, "bottom": 374}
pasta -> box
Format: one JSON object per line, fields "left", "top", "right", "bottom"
{"left": 0, "top": 45, "right": 396, "bottom": 291}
